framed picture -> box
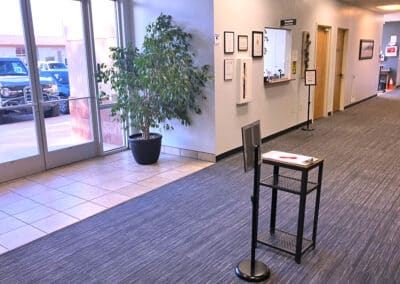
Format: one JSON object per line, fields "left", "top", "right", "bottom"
{"left": 305, "top": 69, "right": 316, "bottom": 86}
{"left": 359, "top": 39, "right": 374, "bottom": 60}
{"left": 238, "top": 35, "right": 248, "bottom": 51}
{"left": 224, "top": 59, "right": 234, "bottom": 81}
{"left": 252, "top": 31, "right": 263, "bottom": 58}
{"left": 224, "top": 31, "right": 234, "bottom": 54}
{"left": 385, "top": 45, "right": 398, "bottom": 57}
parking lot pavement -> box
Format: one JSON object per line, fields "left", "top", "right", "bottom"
{"left": 0, "top": 114, "right": 89, "bottom": 163}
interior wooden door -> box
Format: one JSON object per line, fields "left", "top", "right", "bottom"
{"left": 314, "top": 26, "right": 329, "bottom": 119}
{"left": 333, "top": 28, "right": 346, "bottom": 112}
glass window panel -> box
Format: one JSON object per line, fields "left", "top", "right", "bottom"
{"left": 0, "top": 1, "right": 39, "bottom": 163}
{"left": 92, "top": 0, "right": 125, "bottom": 152}
{"left": 264, "top": 27, "right": 292, "bottom": 80}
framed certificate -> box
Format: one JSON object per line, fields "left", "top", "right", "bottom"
{"left": 224, "top": 59, "right": 234, "bottom": 80}
{"left": 252, "top": 31, "right": 263, "bottom": 58}
{"left": 224, "top": 31, "right": 234, "bottom": 54}
{"left": 305, "top": 69, "right": 316, "bottom": 86}
{"left": 238, "top": 35, "right": 248, "bottom": 51}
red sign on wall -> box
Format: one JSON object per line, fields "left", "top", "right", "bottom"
{"left": 385, "top": 45, "right": 398, "bottom": 57}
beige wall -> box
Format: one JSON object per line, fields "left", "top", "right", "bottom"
{"left": 130, "top": 0, "right": 215, "bottom": 154}
{"left": 214, "top": 0, "right": 383, "bottom": 155}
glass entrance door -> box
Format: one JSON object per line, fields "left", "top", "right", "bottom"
{"left": 31, "top": 0, "right": 97, "bottom": 168}
{"left": 0, "top": 0, "right": 98, "bottom": 183}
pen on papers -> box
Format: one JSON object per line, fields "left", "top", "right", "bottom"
{"left": 279, "top": 156, "right": 297, "bottom": 159}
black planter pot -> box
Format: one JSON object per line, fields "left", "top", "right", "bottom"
{"left": 128, "top": 133, "right": 162, "bottom": 165}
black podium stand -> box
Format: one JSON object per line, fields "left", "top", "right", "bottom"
{"left": 302, "top": 69, "right": 316, "bottom": 131}
{"left": 235, "top": 145, "right": 271, "bottom": 282}
{"left": 259, "top": 151, "right": 324, "bottom": 264}
{"left": 301, "top": 84, "right": 313, "bottom": 131}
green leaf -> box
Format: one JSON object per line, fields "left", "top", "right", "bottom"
{"left": 95, "top": 14, "right": 210, "bottom": 140}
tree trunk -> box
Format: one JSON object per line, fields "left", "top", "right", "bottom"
{"left": 142, "top": 127, "right": 150, "bottom": 140}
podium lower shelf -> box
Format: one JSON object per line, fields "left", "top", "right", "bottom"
{"left": 261, "top": 174, "right": 318, "bottom": 194}
{"left": 258, "top": 229, "right": 314, "bottom": 256}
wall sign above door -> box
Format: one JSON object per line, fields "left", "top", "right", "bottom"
{"left": 280, "top": 19, "right": 296, "bottom": 26}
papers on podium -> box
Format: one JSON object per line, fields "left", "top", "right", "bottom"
{"left": 262, "top": 150, "right": 316, "bottom": 166}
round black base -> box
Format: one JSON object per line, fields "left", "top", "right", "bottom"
{"left": 235, "top": 259, "right": 271, "bottom": 282}
{"left": 301, "top": 126, "right": 314, "bottom": 131}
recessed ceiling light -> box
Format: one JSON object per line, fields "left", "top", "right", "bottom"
{"left": 376, "top": 4, "right": 400, "bottom": 11}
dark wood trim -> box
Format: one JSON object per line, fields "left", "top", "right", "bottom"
{"left": 344, "top": 94, "right": 376, "bottom": 109}
{"left": 216, "top": 146, "right": 242, "bottom": 162}
{"left": 216, "top": 121, "right": 308, "bottom": 161}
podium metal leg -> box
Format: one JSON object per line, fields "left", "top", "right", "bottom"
{"left": 235, "top": 145, "right": 271, "bottom": 282}
{"left": 302, "top": 85, "right": 314, "bottom": 131}
{"left": 295, "top": 171, "right": 308, "bottom": 264}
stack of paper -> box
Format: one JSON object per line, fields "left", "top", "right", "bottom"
{"left": 262, "top": 150, "right": 316, "bottom": 166}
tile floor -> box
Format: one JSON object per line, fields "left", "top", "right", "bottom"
{"left": 0, "top": 151, "right": 213, "bottom": 255}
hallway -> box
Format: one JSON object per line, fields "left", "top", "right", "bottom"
{"left": 0, "top": 90, "right": 399, "bottom": 283}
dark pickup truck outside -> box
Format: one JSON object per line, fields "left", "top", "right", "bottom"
{"left": 0, "top": 57, "right": 60, "bottom": 118}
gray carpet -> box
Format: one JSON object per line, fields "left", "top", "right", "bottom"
{"left": 0, "top": 91, "right": 400, "bottom": 283}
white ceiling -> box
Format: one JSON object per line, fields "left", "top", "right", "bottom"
{"left": 338, "top": 0, "right": 400, "bottom": 13}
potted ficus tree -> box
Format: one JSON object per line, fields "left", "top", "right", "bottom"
{"left": 96, "top": 14, "right": 209, "bottom": 165}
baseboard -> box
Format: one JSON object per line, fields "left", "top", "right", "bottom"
{"left": 161, "top": 145, "right": 216, "bottom": 163}
{"left": 216, "top": 121, "right": 308, "bottom": 162}
{"left": 345, "top": 94, "right": 377, "bottom": 109}
{"left": 215, "top": 146, "right": 242, "bottom": 161}
{"left": 163, "top": 120, "right": 313, "bottom": 163}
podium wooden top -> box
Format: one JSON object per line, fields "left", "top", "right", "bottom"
{"left": 262, "top": 150, "right": 323, "bottom": 169}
